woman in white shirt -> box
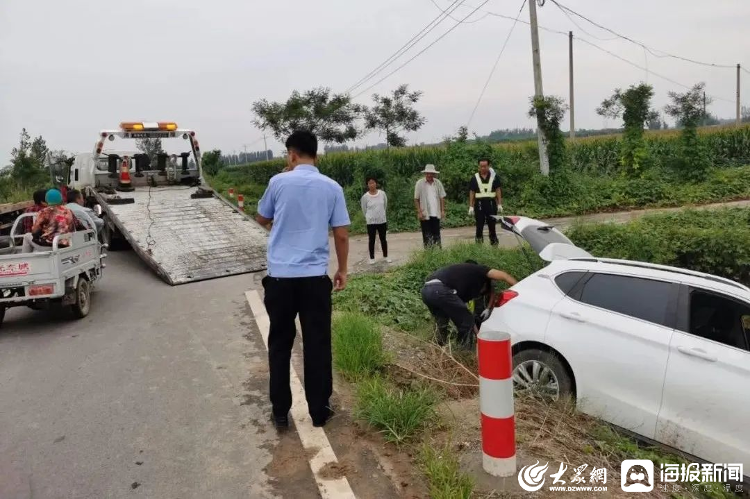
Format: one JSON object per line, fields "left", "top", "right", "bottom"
{"left": 360, "top": 177, "right": 391, "bottom": 264}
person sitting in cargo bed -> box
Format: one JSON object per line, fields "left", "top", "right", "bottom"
{"left": 22, "top": 189, "right": 75, "bottom": 252}
{"left": 22, "top": 189, "right": 48, "bottom": 234}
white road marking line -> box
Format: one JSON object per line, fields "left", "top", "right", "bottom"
{"left": 245, "top": 290, "right": 356, "bottom": 499}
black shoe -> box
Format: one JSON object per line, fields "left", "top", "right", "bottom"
{"left": 272, "top": 413, "right": 289, "bottom": 429}
{"left": 312, "top": 406, "right": 334, "bottom": 428}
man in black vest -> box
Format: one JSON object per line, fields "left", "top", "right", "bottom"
{"left": 468, "top": 158, "right": 503, "bottom": 245}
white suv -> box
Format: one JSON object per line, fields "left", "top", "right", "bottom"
{"left": 482, "top": 216, "right": 750, "bottom": 477}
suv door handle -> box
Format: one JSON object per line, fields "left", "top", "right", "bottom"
{"left": 677, "top": 346, "right": 717, "bottom": 362}
{"left": 560, "top": 311, "right": 587, "bottom": 323}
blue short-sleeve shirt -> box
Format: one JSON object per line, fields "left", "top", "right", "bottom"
{"left": 257, "top": 164, "right": 350, "bottom": 278}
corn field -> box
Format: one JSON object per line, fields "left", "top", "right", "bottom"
{"left": 229, "top": 125, "right": 750, "bottom": 188}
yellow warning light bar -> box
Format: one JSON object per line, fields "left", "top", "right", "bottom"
{"left": 120, "top": 122, "right": 178, "bottom": 131}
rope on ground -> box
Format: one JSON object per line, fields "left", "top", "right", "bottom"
{"left": 385, "top": 329, "right": 480, "bottom": 381}
{"left": 393, "top": 363, "right": 479, "bottom": 388}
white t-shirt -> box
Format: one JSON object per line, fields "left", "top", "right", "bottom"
{"left": 424, "top": 182, "right": 440, "bottom": 218}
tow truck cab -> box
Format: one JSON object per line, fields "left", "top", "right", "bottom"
{"left": 70, "top": 121, "right": 202, "bottom": 190}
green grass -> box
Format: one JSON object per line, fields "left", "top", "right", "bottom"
{"left": 332, "top": 312, "right": 387, "bottom": 380}
{"left": 420, "top": 442, "right": 474, "bottom": 499}
{"left": 0, "top": 179, "right": 36, "bottom": 205}
{"left": 354, "top": 377, "right": 438, "bottom": 445}
{"left": 333, "top": 243, "right": 542, "bottom": 332}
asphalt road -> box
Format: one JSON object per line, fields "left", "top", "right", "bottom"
{"left": 0, "top": 251, "right": 313, "bottom": 498}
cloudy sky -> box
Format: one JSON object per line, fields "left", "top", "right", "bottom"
{"left": 1, "top": 0, "right": 748, "bottom": 166}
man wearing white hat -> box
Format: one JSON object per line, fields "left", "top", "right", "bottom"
{"left": 413, "top": 164, "right": 446, "bottom": 248}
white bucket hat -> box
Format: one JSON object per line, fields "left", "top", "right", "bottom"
{"left": 421, "top": 164, "right": 439, "bottom": 174}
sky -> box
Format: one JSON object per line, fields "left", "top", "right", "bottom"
{"left": 1, "top": 0, "right": 749, "bottom": 167}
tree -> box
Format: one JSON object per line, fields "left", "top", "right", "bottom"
{"left": 528, "top": 96, "right": 568, "bottom": 173}
{"left": 252, "top": 87, "right": 364, "bottom": 144}
{"left": 136, "top": 138, "right": 164, "bottom": 164}
{"left": 664, "top": 83, "right": 711, "bottom": 179}
{"left": 363, "top": 84, "right": 425, "bottom": 148}
{"left": 597, "top": 83, "right": 657, "bottom": 176}
{"left": 9, "top": 128, "right": 48, "bottom": 187}
{"left": 202, "top": 149, "right": 224, "bottom": 176}
{"left": 647, "top": 113, "right": 663, "bottom": 130}
{"left": 741, "top": 105, "right": 750, "bottom": 123}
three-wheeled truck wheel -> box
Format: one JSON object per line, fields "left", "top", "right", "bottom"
{"left": 70, "top": 278, "right": 91, "bottom": 319}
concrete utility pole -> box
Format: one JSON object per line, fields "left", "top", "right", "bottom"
{"left": 529, "top": 0, "right": 550, "bottom": 175}
{"left": 263, "top": 135, "right": 269, "bottom": 161}
{"left": 569, "top": 30, "right": 575, "bottom": 140}
{"left": 737, "top": 64, "right": 742, "bottom": 127}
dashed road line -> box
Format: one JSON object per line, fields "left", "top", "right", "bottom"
{"left": 245, "top": 290, "right": 356, "bottom": 499}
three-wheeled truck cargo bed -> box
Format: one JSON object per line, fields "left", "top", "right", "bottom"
{"left": 89, "top": 186, "right": 267, "bottom": 285}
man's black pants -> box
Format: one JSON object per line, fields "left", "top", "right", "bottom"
{"left": 421, "top": 282, "right": 474, "bottom": 345}
{"left": 474, "top": 199, "right": 498, "bottom": 245}
{"left": 262, "top": 275, "right": 333, "bottom": 422}
{"left": 420, "top": 217, "right": 442, "bottom": 248}
{"left": 366, "top": 223, "right": 388, "bottom": 259}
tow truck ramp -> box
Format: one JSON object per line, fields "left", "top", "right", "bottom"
{"left": 99, "top": 187, "right": 267, "bottom": 285}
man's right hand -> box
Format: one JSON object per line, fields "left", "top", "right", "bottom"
{"left": 468, "top": 206, "right": 474, "bottom": 216}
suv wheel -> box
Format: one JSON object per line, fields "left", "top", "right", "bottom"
{"left": 512, "top": 349, "right": 573, "bottom": 401}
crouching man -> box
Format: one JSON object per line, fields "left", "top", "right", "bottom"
{"left": 421, "top": 260, "right": 517, "bottom": 347}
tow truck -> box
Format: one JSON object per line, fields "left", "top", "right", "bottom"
{"left": 70, "top": 122, "right": 267, "bottom": 285}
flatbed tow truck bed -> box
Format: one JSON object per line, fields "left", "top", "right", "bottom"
{"left": 93, "top": 186, "right": 267, "bottom": 285}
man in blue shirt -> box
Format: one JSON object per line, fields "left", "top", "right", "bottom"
{"left": 256, "top": 130, "right": 350, "bottom": 429}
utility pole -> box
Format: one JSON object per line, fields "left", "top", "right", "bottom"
{"left": 243, "top": 144, "right": 247, "bottom": 165}
{"left": 263, "top": 135, "right": 269, "bottom": 161}
{"left": 569, "top": 30, "right": 575, "bottom": 140}
{"left": 737, "top": 64, "right": 742, "bottom": 127}
{"left": 529, "top": 0, "right": 550, "bottom": 175}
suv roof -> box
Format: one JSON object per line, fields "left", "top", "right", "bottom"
{"left": 546, "top": 258, "right": 750, "bottom": 298}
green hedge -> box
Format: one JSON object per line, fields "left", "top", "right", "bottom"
{"left": 568, "top": 208, "right": 750, "bottom": 285}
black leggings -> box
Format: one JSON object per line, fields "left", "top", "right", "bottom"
{"left": 367, "top": 223, "right": 388, "bottom": 259}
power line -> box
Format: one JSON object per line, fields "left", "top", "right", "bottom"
{"left": 345, "top": 0, "right": 467, "bottom": 94}
{"left": 429, "top": 0, "right": 490, "bottom": 24}
{"left": 551, "top": 0, "right": 618, "bottom": 41}
{"left": 549, "top": 0, "right": 737, "bottom": 69}
{"left": 467, "top": 0, "right": 527, "bottom": 127}
{"left": 352, "top": 0, "right": 492, "bottom": 99}
{"left": 577, "top": 36, "right": 735, "bottom": 104}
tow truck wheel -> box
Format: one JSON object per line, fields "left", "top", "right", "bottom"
{"left": 70, "top": 279, "right": 91, "bottom": 319}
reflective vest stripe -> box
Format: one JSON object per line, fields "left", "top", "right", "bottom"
{"left": 475, "top": 172, "right": 496, "bottom": 199}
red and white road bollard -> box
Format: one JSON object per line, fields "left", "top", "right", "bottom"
{"left": 478, "top": 329, "right": 516, "bottom": 477}
{"left": 228, "top": 187, "right": 235, "bottom": 199}
{"left": 237, "top": 193, "right": 244, "bottom": 210}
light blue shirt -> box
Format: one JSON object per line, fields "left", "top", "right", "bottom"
{"left": 258, "top": 164, "right": 350, "bottom": 278}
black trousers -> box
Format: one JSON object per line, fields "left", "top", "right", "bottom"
{"left": 262, "top": 275, "right": 333, "bottom": 421}
{"left": 420, "top": 217, "right": 442, "bottom": 248}
{"left": 366, "top": 223, "right": 388, "bottom": 259}
{"left": 474, "top": 199, "right": 498, "bottom": 245}
{"left": 421, "top": 282, "right": 475, "bottom": 345}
